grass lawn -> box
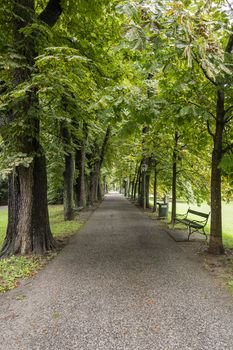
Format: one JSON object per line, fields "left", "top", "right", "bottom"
{"left": 0, "top": 205, "right": 82, "bottom": 292}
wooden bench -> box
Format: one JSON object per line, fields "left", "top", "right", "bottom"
{"left": 173, "top": 208, "right": 210, "bottom": 240}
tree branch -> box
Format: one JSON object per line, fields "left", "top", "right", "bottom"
{"left": 39, "top": 0, "right": 62, "bottom": 27}
{"left": 223, "top": 143, "right": 233, "bottom": 154}
{"left": 226, "top": 0, "right": 233, "bottom": 11}
{"left": 225, "top": 105, "right": 233, "bottom": 115}
{"left": 225, "top": 115, "right": 233, "bottom": 123}
{"left": 185, "top": 99, "right": 216, "bottom": 119}
{"left": 194, "top": 57, "right": 218, "bottom": 86}
{"left": 207, "top": 120, "right": 214, "bottom": 139}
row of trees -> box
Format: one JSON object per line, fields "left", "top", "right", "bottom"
{"left": 0, "top": 0, "right": 232, "bottom": 256}
{"left": 103, "top": 1, "right": 233, "bottom": 254}
{"left": 0, "top": 0, "right": 124, "bottom": 256}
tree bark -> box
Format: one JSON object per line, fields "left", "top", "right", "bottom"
{"left": 74, "top": 123, "right": 87, "bottom": 208}
{"left": 171, "top": 132, "right": 178, "bottom": 224}
{"left": 1, "top": 148, "right": 57, "bottom": 256}
{"left": 208, "top": 90, "right": 224, "bottom": 254}
{"left": 89, "top": 162, "right": 100, "bottom": 205}
{"left": 75, "top": 146, "right": 86, "bottom": 208}
{"left": 145, "top": 173, "right": 150, "bottom": 208}
{"left": 61, "top": 122, "right": 74, "bottom": 221}
{"left": 131, "top": 180, "right": 135, "bottom": 199}
{"left": 63, "top": 153, "right": 74, "bottom": 220}
{"left": 97, "top": 177, "right": 103, "bottom": 201}
{"left": 138, "top": 173, "right": 142, "bottom": 203}
{"left": 153, "top": 161, "right": 158, "bottom": 212}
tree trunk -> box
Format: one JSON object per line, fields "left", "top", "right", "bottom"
{"left": 153, "top": 162, "right": 158, "bottom": 212}
{"left": 75, "top": 146, "right": 86, "bottom": 208}
{"left": 61, "top": 121, "right": 74, "bottom": 221}
{"left": 134, "top": 164, "right": 141, "bottom": 200}
{"left": 171, "top": 132, "right": 178, "bottom": 224}
{"left": 1, "top": 176, "right": 19, "bottom": 255}
{"left": 97, "top": 177, "right": 103, "bottom": 201}
{"left": 124, "top": 179, "right": 127, "bottom": 197}
{"left": 208, "top": 90, "right": 224, "bottom": 254}
{"left": 128, "top": 177, "right": 132, "bottom": 197}
{"left": 1, "top": 0, "right": 63, "bottom": 256}
{"left": 1, "top": 151, "right": 57, "bottom": 257}
{"left": 89, "top": 162, "right": 100, "bottom": 205}
{"left": 145, "top": 173, "right": 150, "bottom": 208}
{"left": 131, "top": 180, "right": 135, "bottom": 199}
{"left": 138, "top": 173, "right": 142, "bottom": 203}
{"left": 63, "top": 152, "right": 74, "bottom": 221}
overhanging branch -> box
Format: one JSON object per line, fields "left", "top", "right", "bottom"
{"left": 225, "top": 115, "right": 233, "bottom": 123}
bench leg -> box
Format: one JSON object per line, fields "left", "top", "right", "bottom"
{"left": 203, "top": 228, "right": 208, "bottom": 240}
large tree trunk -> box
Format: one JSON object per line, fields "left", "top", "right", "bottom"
{"left": 208, "top": 90, "right": 224, "bottom": 254}
{"left": 0, "top": 0, "right": 62, "bottom": 257}
{"left": 1, "top": 150, "right": 57, "bottom": 257}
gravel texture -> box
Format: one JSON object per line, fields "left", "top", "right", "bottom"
{"left": 0, "top": 194, "right": 233, "bottom": 350}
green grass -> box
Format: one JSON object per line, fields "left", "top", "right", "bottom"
{"left": 48, "top": 205, "right": 83, "bottom": 238}
{"left": 0, "top": 205, "right": 82, "bottom": 292}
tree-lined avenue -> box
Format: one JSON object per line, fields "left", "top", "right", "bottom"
{"left": 1, "top": 194, "right": 233, "bottom": 350}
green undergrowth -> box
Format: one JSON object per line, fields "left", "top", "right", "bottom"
{"left": 0, "top": 205, "right": 83, "bottom": 293}
{"left": 0, "top": 255, "right": 47, "bottom": 292}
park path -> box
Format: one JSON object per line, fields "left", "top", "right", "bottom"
{"left": 1, "top": 194, "right": 233, "bottom": 350}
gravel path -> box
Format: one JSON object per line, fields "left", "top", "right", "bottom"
{"left": 1, "top": 194, "right": 233, "bottom": 350}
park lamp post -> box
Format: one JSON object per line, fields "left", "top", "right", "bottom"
{"left": 141, "top": 163, "right": 148, "bottom": 210}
